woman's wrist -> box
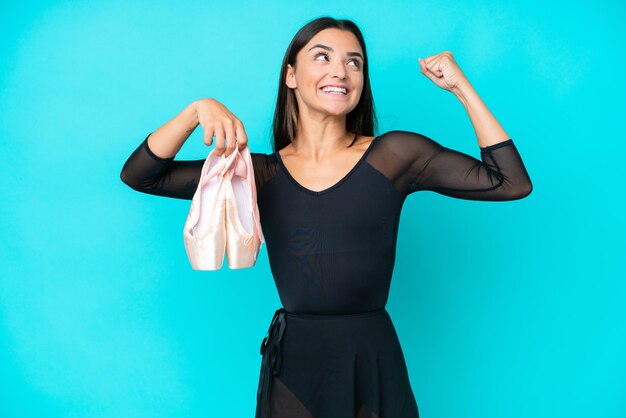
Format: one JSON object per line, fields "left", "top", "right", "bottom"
{"left": 186, "top": 100, "right": 200, "bottom": 130}
{"left": 147, "top": 101, "right": 201, "bottom": 159}
{"left": 451, "top": 78, "right": 474, "bottom": 105}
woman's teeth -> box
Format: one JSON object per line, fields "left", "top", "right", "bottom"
{"left": 321, "top": 87, "right": 347, "bottom": 95}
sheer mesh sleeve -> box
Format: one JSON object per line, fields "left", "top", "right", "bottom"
{"left": 120, "top": 132, "right": 274, "bottom": 200}
{"left": 366, "top": 130, "right": 533, "bottom": 201}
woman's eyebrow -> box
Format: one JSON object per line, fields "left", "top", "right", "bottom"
{"left": 308, "top": 44, "right": 363, "bottom": 60}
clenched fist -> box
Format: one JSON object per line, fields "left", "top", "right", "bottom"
{"left": 418, "top": 51, "right": 470, "bottom": 93}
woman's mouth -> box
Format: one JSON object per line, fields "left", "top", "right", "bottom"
{"left": 320, "top": 86, "right": 349, "bottom": 97}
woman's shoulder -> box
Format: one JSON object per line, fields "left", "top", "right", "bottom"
{"left": 376, "top": 129, "right": 428, "bottom": 140}
{"left": 355, "top": 134, "right": 377, "bottom": 150}
{"left": 367, "top": 130, "right": 445, "bottom": 163}
{"left": 250, "top": 150, "right": 278, "bottom": 165}
{"left": 375, "top": 130, "right": 440, "bottom": 148}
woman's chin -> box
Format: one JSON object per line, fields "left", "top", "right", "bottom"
{"left": 320, "top": 102, "right": 356, "bottom": 115}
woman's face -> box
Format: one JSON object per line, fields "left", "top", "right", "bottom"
{"left": 286, "top": 28, "right": 365, "bottom": 118}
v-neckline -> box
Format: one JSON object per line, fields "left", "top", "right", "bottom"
{"left": 275, "top": 135, "right": 381, "bottom": 196}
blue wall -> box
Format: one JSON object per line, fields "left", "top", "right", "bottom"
{"left": 1, "top": 1, "right": 624, "bottom": 417}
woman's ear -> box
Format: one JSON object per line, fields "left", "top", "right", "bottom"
{"left": 285, "top": 64, "right": 296, "bottom": 89}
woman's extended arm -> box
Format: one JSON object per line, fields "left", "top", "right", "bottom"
{"left": 120, "top": 101, "right": 205, "bottom": 200}
{"left": 146, "top": 101, "right": 200, "bottom": 159}
{"left": 120, "top": 98, "right": 251, "bottom": 200}
{"left": 119, "top": 131, "right": 205, "bottom": 200}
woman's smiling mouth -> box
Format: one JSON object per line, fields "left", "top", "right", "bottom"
{"left": 320, "top": 85, "right": 349, "bottom": 97}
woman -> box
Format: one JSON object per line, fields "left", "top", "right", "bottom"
{"left": 121, "top": 16, "right": 532, "bottom": 418}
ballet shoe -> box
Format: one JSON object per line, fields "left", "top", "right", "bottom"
{"left": 223, "top": 145, "right": 265, "bottom": 269}
{"left": 183, "top": 147, "right": 238, "bottom": 270}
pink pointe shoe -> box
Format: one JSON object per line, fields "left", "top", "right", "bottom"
{"left": 223, "top": 145, "right": 265, "bottom": 269}
{"left": 183, "top": 148, "right": 238, "bottom": 270}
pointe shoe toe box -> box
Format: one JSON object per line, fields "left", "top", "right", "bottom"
{"left": 182, "top": 149, "right": 233, "bottom": 270}
{"left": 224, "top": 146, "right": 265, "bottom": 269}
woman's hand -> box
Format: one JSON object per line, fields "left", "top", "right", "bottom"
{"left": 194, "top": 98, "right": 248, "bottom": 157}
{"left": 418, "top": 51, "right": 469, "bottom": 94}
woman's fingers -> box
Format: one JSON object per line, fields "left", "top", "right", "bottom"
{"left": 418, "top": 51, "right": 464, "bottom": 91}
{"left": 223, "top": 118, "right": 236, "bottom": 157}
{"left": 235, "top": 120, "right": 248, "bottom": 150}
{"left": 420, "top": 59, "right": 441, "bottom": 84}
{"left": 213, "top": 125, "right": 226, "bottom": 156}
{"left": 203, "top": 123, "right": 214, "bottom": 146}
{"left": 195, "top": 98, "right": 250, "bottom": 155}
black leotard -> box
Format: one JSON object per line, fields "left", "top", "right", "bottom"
{"left": 121, "top": 130, "right": 532, "bottom": 314}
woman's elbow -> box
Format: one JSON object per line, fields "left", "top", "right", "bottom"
{"left": 510, "top": 180, "right": 533, "bottom": 200}
{"left": 120, "top": 167, "right": 129, "bottom": 186}
{"left": 120, "top": 166, "right": 143, "bottom": 191}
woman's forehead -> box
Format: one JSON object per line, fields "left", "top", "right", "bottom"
{"left": 305, "top": 29, "right": 362, "bottom": 54}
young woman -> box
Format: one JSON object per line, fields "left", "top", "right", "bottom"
{"left": 121, "top": 16, "right": 532, "bottom": 418}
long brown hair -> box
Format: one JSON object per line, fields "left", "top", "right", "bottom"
{"left": 271, "top": 16, "right": 378, "bottom": 152}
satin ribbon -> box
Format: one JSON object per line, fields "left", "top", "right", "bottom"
{"left": 256, "top": 307, "right": 287, "bottom": 418}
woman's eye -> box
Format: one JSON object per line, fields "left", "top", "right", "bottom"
{"left": 315, "top": 52, "right": 361, "bottom": 68}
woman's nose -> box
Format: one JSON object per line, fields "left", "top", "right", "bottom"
{"left": 331, "top": 62, "right": 347, "bottom": 78}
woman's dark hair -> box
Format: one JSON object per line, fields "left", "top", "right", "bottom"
{"left": 272, "top": 16, "right": 378, "bottom": 152}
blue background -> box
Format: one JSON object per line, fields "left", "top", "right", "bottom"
{"left": 1, "top": 1, "right": 624, "bottom": 417}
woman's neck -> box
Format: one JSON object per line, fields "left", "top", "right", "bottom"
{"left": 291, "top": 119, "right": 352, "bottom": 160}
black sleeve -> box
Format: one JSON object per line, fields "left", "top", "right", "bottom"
{"left": 120, "top": 132, "right": 205, "bottom": 200}
{"left": 120, "top": 132, "right": 274, "bottom": 200}
{"left": 406, "top": 131, "right": 533, "bottom": 200}
{"left": 373, "top": 130, "right": 533, "bottom": 201}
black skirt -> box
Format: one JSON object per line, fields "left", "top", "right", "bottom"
{"left": 256, "top": 307, "right": 420, "bottom": 418}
